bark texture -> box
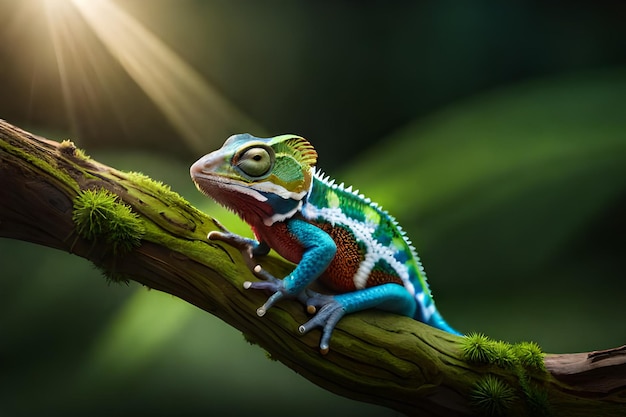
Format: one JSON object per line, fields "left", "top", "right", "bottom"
{"left": 1, "top": 119, "right": 624, "bottom": 416}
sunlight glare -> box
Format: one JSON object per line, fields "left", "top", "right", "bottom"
{"left": 43, "top": 0, "right": 84, "bottom": 134}
{"left": 48, "top": 0, "right": 261, "bottom": 150}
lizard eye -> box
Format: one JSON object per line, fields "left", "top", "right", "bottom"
{"left": 236, "top": 146, "right": 273, "bottom": 177}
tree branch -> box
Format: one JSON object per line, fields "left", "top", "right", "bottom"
{"left": 1, "top": 119, "right": 624, "bottom": 416}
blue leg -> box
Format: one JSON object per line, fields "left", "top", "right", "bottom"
{"left": 244, "top": 219, "right": 337, "bottom": 316}
{"left": 300, "top": 284, "right": 417, "bottom": 354}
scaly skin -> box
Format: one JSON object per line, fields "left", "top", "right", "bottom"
{"left": 190, "top": 134, "right": 460, "bottom": 354}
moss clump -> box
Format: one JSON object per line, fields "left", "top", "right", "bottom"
{"left": 461, "top": 332, "right": 496, "bottom": 364}
{"left": 460, "top": 334, "right": 519, "bottom": 368}
{"left": 74, "top": 147, "right": 91, "bottom": 160}
{"left": 492, "top": 340, "right": 517, "bottom": 369}
{"left": 59, "top": 139, "right": 75, "bottom": 152}
{"left": 512, "top": 341, "right": 546, "bottom": 372}
{"left": 95, "top": 265, "right": 133, "bottom": 285}
{"left": 59, "top": 139, "right": 91, "bottom": 160}
{"left": 470, "top": 375, "right": 517, "bottom": 416}
{"left": 73, "top": 188, "right": 145, "bottom": 255}
{"left": 461, "top": 333, "right": 546, "bottom": 371}
{"left": 462, "top": 334, "right": 551, "bottom": 415}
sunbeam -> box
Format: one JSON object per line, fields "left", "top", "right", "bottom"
{"left": 42, "top": 0, "right": 261, "bottom": 151}
{"left": 43, "top": 0, "right": 85, "bottom": 135}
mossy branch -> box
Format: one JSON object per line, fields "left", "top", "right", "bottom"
{"left": 1, "top": 119, "right": 624, "bottom": 417}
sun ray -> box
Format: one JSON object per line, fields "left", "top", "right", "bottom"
{"left": 38, "top": 0, "right": 261, "bottom": 150}
{"left": 66, "top": 0, "right": 262, "bottom": 151}
{"left": 43, "top": 0, "right": 81, "bottom": 135}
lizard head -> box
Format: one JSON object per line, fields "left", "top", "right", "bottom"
{"left": 190, "top": 133, "right": 318, "bottom": 226}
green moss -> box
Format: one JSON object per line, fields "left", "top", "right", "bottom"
{"left": 59, "top": 139, "right": 91, "bottom": 160}
{"left": 2, "top": 138, "right": 79, "bottom": 193}
{"left": 73, "top": 188, "right": 145, "bottom": 256}
{"left": 120, "top": 171, "right": 208, "bottom": 238}
{"left": 461, "top": 333, "right": 546, "bottom": 372}
{"left": 125, "top": 171, "right": 190, "bottom": 206}
{"left": 523, "top": 382, "right": 552, "bottom": 416}
{"left": 492, "top": 340, "right": 517, "bottom": 368}
{"left": 461, "top": 332, "right": 496, "bottom": 364}
{"left": 126, "top": 171, "right": 171, "bottom": 192}
{"left": 462, "top": 334, "right": 551, "bottom": 415}
{"left": 74, "top": 147, "right": 91, "bottom": 160}
{"left": 470, "top": 375, "right": 517, "bottom": 416}
{"left": 516, "top": 370, "right": 551, "bottom": 414}
{"left": 94, "top": 265, "right": 132, "bottom": 285}
{"left": 512, "top": 341, "right": 545, "bottom": 372}
{"left": 59, "top": 139, "right": 75, "bottom": 152}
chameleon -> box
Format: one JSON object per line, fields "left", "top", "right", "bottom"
{"left": 190, "top": 133, "right": 460, "bottom": 354}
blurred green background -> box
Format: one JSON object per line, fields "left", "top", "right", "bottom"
{"left": 1, "top": 1, "right": 625, "bottom": 416}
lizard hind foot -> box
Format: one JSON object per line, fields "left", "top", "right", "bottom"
{"left": 298, "top": 297, "right": 347, "bottom": 354}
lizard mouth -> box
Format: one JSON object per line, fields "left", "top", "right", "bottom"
{"left": 191, "top": 171, "right": 256, "bottom": 200}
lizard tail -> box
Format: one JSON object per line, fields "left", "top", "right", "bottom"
{"left": 426, "top": 310, "right": 462, "bottom": 336}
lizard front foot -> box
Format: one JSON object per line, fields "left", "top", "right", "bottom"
{"left": 243, "top": 267, "right": 290, "bottom": 317}
{"left": 206, "top": 223, "right": 293, "bottom": 318}
{"left": 207, "top": 220, "right": 269, "bottom": 271}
